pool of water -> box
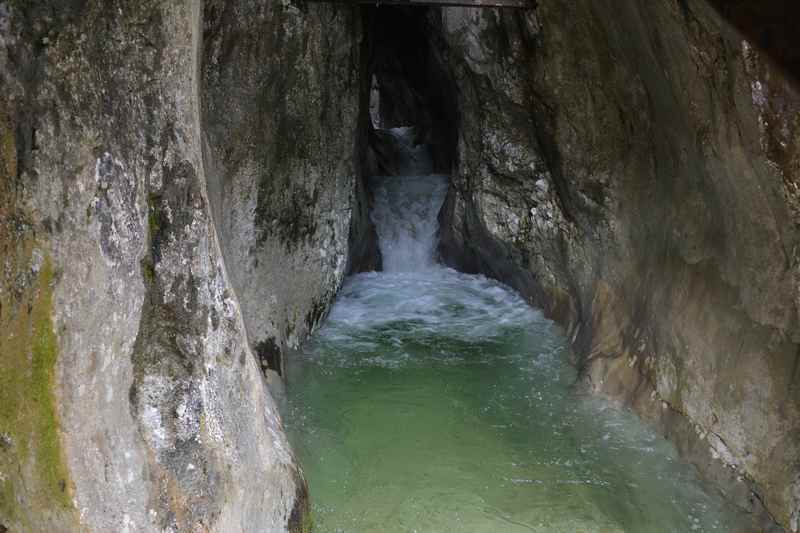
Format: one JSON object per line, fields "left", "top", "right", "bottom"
{"left": 280, "top": 155, "right": 745, "bottom": 532}
{"left": 282, "top": 268, "right": 744, "bottom": 532}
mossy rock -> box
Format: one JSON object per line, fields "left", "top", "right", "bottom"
{"left": 0, "top": 237, "right": 76, "bottom": 529}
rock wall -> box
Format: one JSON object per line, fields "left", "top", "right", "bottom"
{"left": 202, "top": 0, "right": 377, "bottom": 379}
{"left": 437, "top": 1, "right": 800, "bottom": 530}
{"left": 2, "top": 0, "right": 798, "bottom": 530}
{"left": 0, "top": 1, "right": 369, "bottom": 531}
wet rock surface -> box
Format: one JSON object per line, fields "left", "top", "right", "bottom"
{"left": 1, "top": 0, "right": 799, "bottom": 531}
{"left": 0, "top": 1, "right": 370, "bottom": 531}
{"left": 434, "top": 1, "right": 800, "bottom": 530}
{"left": 202, "top": 0, "right": 377, "bottom": 379}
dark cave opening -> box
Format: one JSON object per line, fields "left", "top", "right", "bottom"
{"left": 360, "top": 5, "right": 460, "bottom": 179}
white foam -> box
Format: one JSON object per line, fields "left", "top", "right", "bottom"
{"left": 370, "top": 174, "right": 449, "bottom": 272}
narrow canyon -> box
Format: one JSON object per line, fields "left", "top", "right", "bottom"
{"left": 0, "top": 0, "right": 798, "bottom": 531}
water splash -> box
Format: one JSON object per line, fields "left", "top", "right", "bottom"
{"left": 383, "top": 126, "right": 434, "bottom": 176}
{"left": 370, "top": 174, "right": 448, "bottom": 272}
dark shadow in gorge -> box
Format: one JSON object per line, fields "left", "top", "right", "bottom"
{"left": 706, "top": 0, "right": 800, "bottom": 84}
{"left": 360, "top": 5, "right": 460, "bottom": 179}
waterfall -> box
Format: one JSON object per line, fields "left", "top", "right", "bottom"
{"left": 369, "top": 127, "right": 448, "bottom": 272}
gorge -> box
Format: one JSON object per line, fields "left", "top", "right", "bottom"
{"left": 0, "top": 0, "right": 798, "bottom": 531}
{"left": 283, "top": 127, "right": 746, "bottom": 531}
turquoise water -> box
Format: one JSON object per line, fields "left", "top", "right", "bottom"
{"left": 281, "top": 170, "right": 745, "bottom": 532}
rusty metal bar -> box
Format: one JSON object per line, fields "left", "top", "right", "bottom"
{"left": 306, "top": 0, "right": 531, "bottom": 8}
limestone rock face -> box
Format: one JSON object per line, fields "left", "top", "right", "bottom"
{"left": 437, "top": 2, "right": 800, "bottom": 530}
{"left": 2, "top": 0, "right": 799, "bottom": 531}
{"left": 202, "top": 0, "right": 376, "bottom": 377}
{"left": 0, "top": 1, "right": 368, "bottom": 531}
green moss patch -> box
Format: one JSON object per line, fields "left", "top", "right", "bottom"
{"left": 0, "top": 113, "right": 15, "bottom": 181}
{"left": 0, "top": 83, "right": 75, "bottom": 530}
{"left": 0, "top": 246, "right": 72, "bottom": 525}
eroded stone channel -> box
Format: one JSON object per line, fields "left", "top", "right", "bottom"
{"left": 2, "top": 2, "right": 798, "bottom": 531}
{"left": 281, "top": 130, "right": 744, "bottom": 532}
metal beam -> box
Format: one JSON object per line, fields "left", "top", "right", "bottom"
{"left": 306, "top": 0, "right": 530, "bottom": 8}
